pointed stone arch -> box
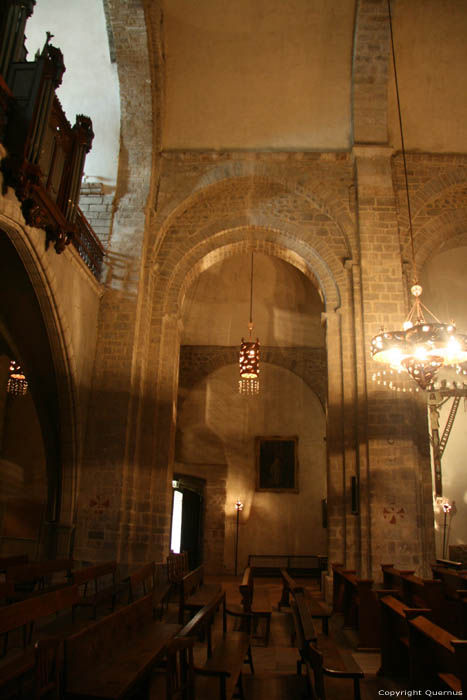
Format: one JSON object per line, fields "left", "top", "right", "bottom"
{"left": 0, "top": 214, "right": 80, "bottom": 548}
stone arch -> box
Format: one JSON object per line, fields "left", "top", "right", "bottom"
{"left": 154, "top": 171, "right": 354, "bottom": 261}
{"left": 0, "top": 214, "right": 79, "bottom": 536}
{"left": 179, "top": 351, "right": 327, "bottom": 410}
{"left": 411, "top": 167, "right": 467, "bottom": 217}
{"left": 157, "top": 225, "right": 344, "bottom": 319}
{"left": 411, "top": 210, "right": 467, "bottom": 273}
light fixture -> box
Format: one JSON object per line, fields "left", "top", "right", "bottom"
{"left": 370, "top": 1, "right": 467, "bottom": 391}
{"left": 6, "top": 360, "right": 28, "bottom": 396}
{"left": 234, "top": 500, "right": 243, "bottom": 576}
{"left": 239, "top": 251, "right": 260, "bottom": 395}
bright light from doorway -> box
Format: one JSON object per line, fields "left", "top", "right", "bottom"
{"left": 170, "top": 490, "right": 183, "bottom": 553}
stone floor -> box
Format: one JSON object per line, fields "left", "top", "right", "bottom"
{"left": 159, "top": 575, "right": 410, "bottom": 700}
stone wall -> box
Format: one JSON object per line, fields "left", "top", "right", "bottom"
{"left": 79, "top": 182, "right": 114, "bottom": 249}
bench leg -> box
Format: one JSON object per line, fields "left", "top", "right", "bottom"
{"left": 235, "top": 671, "right": 245, "bottom": 700}
{"left": 322, "top": 617, "right": 328, "bottom": 635}
{"left": 246, "top": 644, "right": 255, "bottom": 675}
{"left": 264, "top": 614, "right": 271, "bottom": 647}
{"left": 353, "top": 678, "right": 361, "bottom": 700}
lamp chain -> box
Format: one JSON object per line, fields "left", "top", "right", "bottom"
{"left": 387, "top": 0, "right": 417, "bottom": 286}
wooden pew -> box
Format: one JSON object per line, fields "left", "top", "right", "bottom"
{"left": 291, "top": 593, "right": 363, "bottom": 700}
{"left": 0, "top": 555, "right": 28, "bottom": 574}
{"left": 382, "top": 564, "right": 464, "bottom": 636}
{"left": 128, "top": 561, "right": 171, "bottom": 619}
{"left": 179, "top": 564, "right": 221, "bottom": 624}
{"left": 70, "top": 561, "right": 119, "bottom": 620}
{"left": 279, "top": 568, "right": 331, "bottom": 635}
{"left": 331, "top": 563, "right": 380, "bottom": 649}
{"left": 167, "top": 550, "right": 188, "bottom": 585}
{"left": 0, "top": 584, "right": 79, "bottom": 655}
{"left": 239, "top": 566, "right": 272, "bottom": 646}
{"left": 408, "top": 614, "right": 467, "bottom": 694}
{"left": 378, "top": 594, "right": 431, "bottom": 678}
{"left": 179, "top": 589, "right": 254, "bottom": 700}
{"left": 64, "top": 593, "right": 181, "bottom": 699}
{"left": 431, "top": 563, "right": 467, "bottom": 597}
{"left": 6, "top": 559, "right": 73, "bottom": 598}
{"left": 381, "top": 563, "right": 414, "bottom": 599}
{"left": 0, "top": 585, "right": 79, "bottom": 696}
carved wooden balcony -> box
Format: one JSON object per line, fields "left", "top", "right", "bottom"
{"left": 0, "top": 26, "right": 104, "bottom": 279}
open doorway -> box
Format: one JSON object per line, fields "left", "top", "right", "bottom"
{"left": 170, "top": 475, "right": 205, "bottom": 570}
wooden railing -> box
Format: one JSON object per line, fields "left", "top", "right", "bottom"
{"left": 0, "top": 17, "right": 104, "bottom": 280}
{"left": 74, "top": 207, "right": 105, "bottom": 279}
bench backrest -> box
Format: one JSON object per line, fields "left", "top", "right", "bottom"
{"left": 239, "top": 567, "right": 254, "bottom": 611}
{"left": 402, "top": 574, "right": 443, "bottom": 609}
{"left": 70, "top": 561, "right": 117, "bottom": 589}
{"left": 432, "top": 566, "right": 467, "bottom": 599}
{"left": 167, "top": 551, "right": 188, "bottom": 584}
{"left": 0, "top": 584, "right": 79, "bottom": 637}
{"left": 129, "top": 562, "right": 155, "bottom": 599}
{"left": 0, "top": 555, "right": 28, "bottom": 572}
{"left": 65, "top": 593, "right": 153, "bottom": 679}
{"left": 6, "top": 559, "right": 74, "bottom": 586}
{"left": 408, "top": 613, "right": 467, "bottom": 691}
{"left": 182, "top": 565, "right": 204, "bottom": 597}
{"left": 179, "top": 590, "right": 225, "bottom": 637}
{"left": 294, "top": 589, "right": 317, "bottom": 643}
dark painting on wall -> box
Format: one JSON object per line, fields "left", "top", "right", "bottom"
{"left": 255, "top": 436, "right": 298, "bottom": 492}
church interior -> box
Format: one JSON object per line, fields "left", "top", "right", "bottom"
{"left": 1, "top": 0, "right": 467, "bottom": 697}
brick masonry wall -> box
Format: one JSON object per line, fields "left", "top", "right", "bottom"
{"left": 79, "top": 182, "right": 114, "bottom": 249}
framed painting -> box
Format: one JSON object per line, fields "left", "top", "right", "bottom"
{"left": 255, "top": 436, "right": 298, "bottom": 492}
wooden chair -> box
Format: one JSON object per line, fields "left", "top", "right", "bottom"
{"left": 306, "top": 642, "right": 363, "bottom": 700}
{"left": 34, "top": 638, "right": 61, "bottom": 700}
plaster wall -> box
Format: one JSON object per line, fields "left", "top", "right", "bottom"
{"left": 388, "top": 0, "right": 467, "bottom": 154}
{"left": 163, "top": 0, "right": 355, "bottom": 150}
{"left": 181, "top": 252, "right": 325, "bottom": 348}
{"left": 176, "top": 363, "right": 326, "bottom": 573}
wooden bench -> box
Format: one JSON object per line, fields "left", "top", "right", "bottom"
{"left": 408, "top": 613, "right": 467, "bottom": 694}
{"left": 167, "top": 550, "right": 188, "bottom": 585}
{"left": 5, "top": 559, "right": 73, "bottom": 599}
{"left": 381, "top": 563, "right": 415, "bottom": 599}
{"left": 291, "top": 591, "right": 363, "bottom": 700}
{"left": 382, "top": 564, "right": 464, "bottom": 636}
{"left": 431, "top": 563, "right": 467, "bottom": 597}
{"left": 0, "top": 585, "right": 79, "bottom": 696}
{"left": 179, "top": 589, "right": 254, "bottom": 700}
{"left": 239, "top": 566, "right": 273, "bottom": 646}
{"left": 179, "top": 564, "right": 221, "bottom": 624}
{"left": 332, "top": 563, "right": 380, "bottom": 649}
{"left": 64, "top": 593, "right": 181, "bottom": 699}
{"left": 128, "top": 561, "right": 171, "bottom": 619}
{"left": 278, "top": 568, "right": 331, "bottom": 635}
{"left": 378, "top": 593, "right": 431, "bottom": 678}
{"left": 247, "top": 554, "right": 327, "bottom": 586}
{"left": 0, "top": 555, "right": 28, "bottom": 575}
{"left": 70, "top": 561, "right": 120, "bottom": 620}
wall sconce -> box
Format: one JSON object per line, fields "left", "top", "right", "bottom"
{"left": 234, "top": 500, "right": 243, "bottom": 576}
{"left": 442, "top": 502, "right": 452, "bottom": 559}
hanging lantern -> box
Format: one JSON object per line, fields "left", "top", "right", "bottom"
{"left": 239, "top": 335, "right": 260, "bottom": 395}
{"left": 239, "top": 252, "right": 260, "bottom": 395}
{"left": 7, "top": 360, "right": 28, "bottom": 396}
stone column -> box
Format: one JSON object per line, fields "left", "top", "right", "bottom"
{"left": 353, "top": 145, "right": 435, "bottom": 579}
